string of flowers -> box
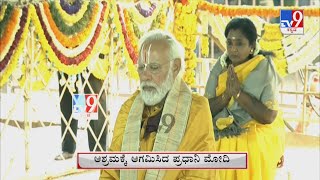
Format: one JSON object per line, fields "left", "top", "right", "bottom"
{"left": 198, "top": 1, "right": 320, "bottom": 17}
{"left": 117, "top": 4, "right": 138, "bottom": 64}
{"left": 39, "top": 2, "right": 101, "bottom": 56}
{"left": 53, "top": 0, "right": 89, "bottom": 26}
{"left": 127, "top": 3, "right": 166, "bottom": 39}
{"left": 173, "top": 1, "right": 199, "bottom": 85}
{"left": 0, "top": 5, "right": 30, "bottom": 87}
{"left": 126, "top": 3, "right": 163, "bottom": 39}
{"left": 110, "top": 0, "right": 138, "bottom": 79}
{"left": 150, "top": 4, "right": 167, "bottom": 30}
{"left": 49, "top": 1, "right": 94, "bottom": 35}
{"left": 40, "top": 1, "right": 99, "bottom": 48}
{"left": 0, "top": 4, "right": 13, "bottom": 38}
{"left": 30, "top": 1, "right": 109, "bottom": 75}
{"left": 259, "top": 24, "right": 287, "bottom": 77}
{"left": 0, "top": 4, "right": 8, "bottom": 21}
{"left": 201, "top": 35, "right": 209, "bottom": 57}
{"left": 123, "top": 8, "right": 139, "bottom": 62}
{"left": 129, "top": 2, "right": 160, "bottom": 25}
{"left": 60, "top": 0, "right": 82, "bottom": 14}
{"left": 0, "top": 5, "right": 20, "bottom": 61}
{"left": 135, "top": 2, "right": 157, "bottom": 17}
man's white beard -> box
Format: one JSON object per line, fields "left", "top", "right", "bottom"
{"left": 140, "top": 70, "right": 175, "bottom": 106}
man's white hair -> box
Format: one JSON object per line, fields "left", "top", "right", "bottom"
{"left": 138, "top": 30, "right": 185, "bottom": 78}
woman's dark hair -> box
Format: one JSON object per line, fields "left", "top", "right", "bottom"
{"left": 224, "top": 17, "right": 274, "bottom": 61}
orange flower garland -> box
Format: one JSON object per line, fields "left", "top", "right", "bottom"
{"left": 110, "top": 0, "right": 138, "bottom": 79}
{"left": 123, "top": 8, "right": 139, "bottom": 58}
{"left": 0, "top": 8, "right": 21, "bottom": 56}
{"left": 39, "top": 2, "right": 103, "bottom": 57}
{"left": 198, "top": 1, "right": 320, "bottom": 17}
{"left": 0, "top": 6, "right": 30, "bottom": 87}
{"left": 54, "top": 0, "right": 89, "bottom": 25}
{"left": 30, "top": 2, "right": 109, "bottom": 74}
{"left": 42, "top": 1, "right": 99, "bottom": 48}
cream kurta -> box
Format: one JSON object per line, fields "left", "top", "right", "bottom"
{"left": 100, "top": 91, "right": 219, "bottom": 180}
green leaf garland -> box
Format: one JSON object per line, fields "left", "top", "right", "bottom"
{"left": 0, "top": 4, "right": 14, "bottom": 38}
{"left": 48, "top": 0, "right": 93, "bottom": 36}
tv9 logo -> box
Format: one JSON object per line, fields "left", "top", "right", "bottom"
{"left": 280, "top": 10, "right": 304, "bottom": 35}
{"left": 72, "top": 94, "right": 98, "bottom": 120}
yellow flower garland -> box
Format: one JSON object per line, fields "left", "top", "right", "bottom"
{"left": 128, "top": 2, "right": 161, "bottom": 25}
{"left": 173, "top": 1, "right": 199, "bottom": 86}
{"left": 42, "top": 1, "right": 100, "bottom": 48}
{"left": 0, "top": 4, "right": 7, "bottom": 21}
{"left": 40, "top": 2, "right": 102, "bottom": 57}
{"left": 260, "top": 23, "right": 287, "bottom": 77}
{"left": 259, "top": 39, "right": 283, "bottom": 51}
{"left": 111, "top": 0, "right": 139, "bottom": 80}
{"left": 123, "top": 8, "right": 139, "bottom": 55}
{"left": 201, "top": 35, "right": 209, "bottom": 57}
{"left": 54, "top": 0, "right": 89, "bottom": 25}
{"left": 30, "top": 3, "right": 109, "bottom": 75}
{"left": 149, "top": 4, "right": 167, "bottom": 30}
{"left": 0, "top": 6, "right": 30, "bottom": 87}
{"left": 198, "top": 1, "right": 320, "bottom": 17}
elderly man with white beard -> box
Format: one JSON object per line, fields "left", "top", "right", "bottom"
{"left": 100, "top": 30, "right": 219, "bottom": 180}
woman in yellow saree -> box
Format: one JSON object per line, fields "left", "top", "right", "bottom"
{"left": 205, "top": 18, "right": 285, "bottom": 180}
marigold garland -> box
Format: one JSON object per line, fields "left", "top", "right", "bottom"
{"left": 0, "top": 6, "right": 30, "bottom": 87}
{"left": 122, "top": 8, "right": 139, "bottom": 59}
{"left": 128, "top": 4, "right": 167, "bottom": 39}
{"left": 174, "top": 1, "right": 199, "bottom": 85}
{"left": 150, "top": 4, "right": 167, "bottom": 30}
{"left": 0, "top": 4, "right": 13, "bottom": 38}
{"left": 117, "top": 4, "right": 138, "bottom": 64}
{"left": 198, "top": 1, "right": 320, "bottom": 17}
{"left": 110, "top": 0, "right": 138, "bottom": 79}
{"left": 129, "top": 2, "right": 161, "bottom": 25}
{"left": 201, "top": 35, "right": 209, "bottom": 57}
{"left": 42, "top": 1, "right": 98, "bottom": 48}
{"left": 54, "top": 0, "right": 89, "bottom": 25}
{"left": 60, "top": 0, "right": 82, "bottom": 14}
{"left": 259, "top": 23, "right": 287, "bottom": 77}
{"left": 39, "top": 2, "right": 102, "bottom": 57}
{"left": 135, "top": 2, "right": 157, "bottom": 17}
{"left": 0, "top": 4, "right": 8, "bottom": 21}
{"left": 0, "top": 6, "right": 21, "bottom": 61}
{"left": 36, "top": 3, "right": 99, "bottom": 62}
{"left": 30, "top": 2, "right": 109, "bottom": 75}
{"left": 49, "top": 1, "right": 94, "bottom": 35}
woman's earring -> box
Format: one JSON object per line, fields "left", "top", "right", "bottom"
{"left": 250, "top": 49, "right": 254, "bottom": 54}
